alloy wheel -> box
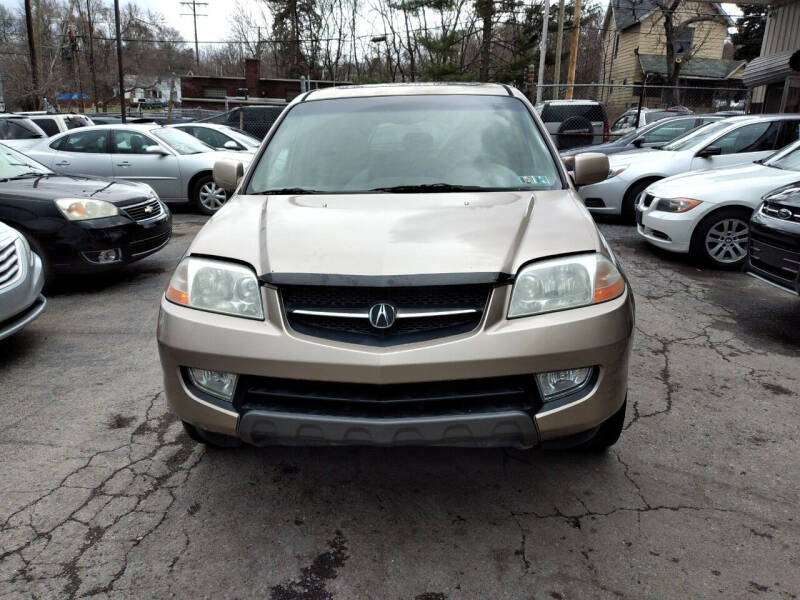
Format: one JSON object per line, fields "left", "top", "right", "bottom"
{"left": 704, "top": 218, "right": 749, "bottom": 264}
{"left": 198, "top": 181, "right": 227, "bottom": 211}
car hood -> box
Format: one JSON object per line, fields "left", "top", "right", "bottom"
{"left": 0, "top": 173, "right": 152, "bottom": 204}
{"left": 189, "top": 190, "right": 602, "bottom": 277}
{"left": 647, "top": 162, "right": 800, "bottom": 202}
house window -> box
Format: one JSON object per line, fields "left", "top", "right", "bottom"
{"left": 202, "top": 87, "right": 227, "bottom": 99}
{"left": 673, "top": 27, "right": 694, "bottom": 56}
{"left": 613, "top": 33, "right": 620, "bottom": 58}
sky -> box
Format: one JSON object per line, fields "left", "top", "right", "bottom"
{"left": 126, "top": 0, "right": 742, "bottom": 52}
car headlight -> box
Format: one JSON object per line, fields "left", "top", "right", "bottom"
{"left": 55, "top": 198, "right": 119, "bottom": 221}
{"left": 607, "top": 165, "right": 628, "bottom": 178}
{"left": 16, "top": 232, "right": 34, "bottom": 266}
{"left": 508, "top": 253, "right": 625, "bottom": 318}
{"left": 653, "top": 197, "right": 701, "bottom": 213}
{"left": 166, "top": 256, "right": 264, "bottom": 319}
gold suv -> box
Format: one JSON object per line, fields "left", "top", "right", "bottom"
{"left": 157, "top": 84, "right": 634, "bottom": 450}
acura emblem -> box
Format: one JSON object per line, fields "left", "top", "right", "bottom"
{"left": 368, "top": 302, "right": 396, "bottom": 329}
{"left": 777, "top": 208, "right": 793, "bottom": 220}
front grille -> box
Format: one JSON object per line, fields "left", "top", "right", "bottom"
{"left": 280, "top": 284, "right": 492, "bottom": 346}
{"left": 234, "top": 374, "right": 540, "bottom": 418}
{"left": 761, "top": 201, "right": 800, "bottom": 223}
{"left": 130, "top": 230, "right": 170, "bottom": 256}
{"left": 0, "top": 237, "right": 20, "bottom": 289}
{"left": 642, "top": 193, "right": 655, "bottom": 208}
{"left": 749, "top": 237, "right": 800, "bottom": 291}
{"left": 121, "top": 198, "right": 163, "bottom": 223}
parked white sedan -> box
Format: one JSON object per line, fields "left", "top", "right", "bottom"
{"left": 636, "top": 140, "right": 800, "bottom": 268}
{"left": 578, "top": 115, "right": 800, "bottom": 221}
{"left": 24, "top": 124, "right": 253, "bottom": 214}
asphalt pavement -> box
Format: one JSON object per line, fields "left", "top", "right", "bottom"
{"left": 1, "top": 213, "right": 798, "bottom": 599}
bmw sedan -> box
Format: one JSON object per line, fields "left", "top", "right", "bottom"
{"left": 636, "top": 140, "right": 800, "bottom": 268}
{"left": 0, "top": 142, "right": 171, "bottom": 284}
{"left": 24, "top": 124, "right": 253, "bottom": 214}
{"left": 578, "top": 115, "right": 800, "bottom": 221}
{"left": 157, "top": 83, "right": 635, "bottom": 452}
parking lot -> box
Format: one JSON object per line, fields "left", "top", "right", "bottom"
{"left": 0, "top": 213, "right": 798, "bottom": 599}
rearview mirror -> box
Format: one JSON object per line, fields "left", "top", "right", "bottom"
{"left": 145, "top": 145, "right": 167, "bottom": 155}
{"left": 572, "top": 152, "right": 610, "bottom": 186}
{"left": 223, "top": 140, "right": 240, "bottom": 150}
{"left": 214, "top": 159, "right": 244, "bottom": 193}
{"left": 632, "top": 136, "right": 644, "bottom": 148}
{"left": 696, "top": 145, "right": 722, "bottom": 158}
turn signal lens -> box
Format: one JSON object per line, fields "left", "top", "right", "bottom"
{"left": 166, "top": 260, "right": 190, "bottom": 305}
{"left": 593, "top": 257, "right": 626, "bottom": 302}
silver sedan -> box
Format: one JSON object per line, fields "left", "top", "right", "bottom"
{"left": 24, "top": 124, "right": 253, "bottom": 214}
{"left": 168, "top": 123, "right": 261, "bottom": 152}
{"left": 0, "top": 221, "right": 46, "bottom": 341}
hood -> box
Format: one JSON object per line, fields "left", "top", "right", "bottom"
{"left": 189, "top": 190, "right": 601, "bottom": 277}
{"left": 648, "top": 162, "right": 800, "bottom": 203}
{"left": 561, "top": 140, "right": 626, "bottom": 157}
{"left": 0, "top": 174, "right": 152, "bottom": 204}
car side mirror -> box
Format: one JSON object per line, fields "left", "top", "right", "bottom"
{"left": 223, "top": 140, "right": 240, "bottom": 150}
{"left": 145, "top": 145, "right": 167, "bottom": 155}
{"left": 696, "top": 145, "right": 722, "bottom": 158}
{"left": 572, "top": 152, "right": 610, "bottom": 186}
{"left": 632, "top": 137, "right": 644, "bottom": 148}
{"left": 214, "top": 159, "right": 244, "bottom": 193}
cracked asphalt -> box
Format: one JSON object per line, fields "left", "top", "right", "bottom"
{"left": 1, "top": 213, "right": 799, "bottom": 599}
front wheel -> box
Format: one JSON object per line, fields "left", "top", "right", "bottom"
{"left": 621, "top": 179, "right": 659, "bottom": 224}
{"left": 193, "top": 175, "right": 228, "bottom": 215}
{"left": 690, "top": 208, "right": 751, "bottom": 269}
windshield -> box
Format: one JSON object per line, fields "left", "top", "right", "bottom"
{"left": 66, "top": 115, "right": 93, "bottom": 129}
{"left": 0, "top": 143, "right": 52, "bottom": 178}
{"left": 0, "top": 118, "right": 45, "bottom": 140}
{"left": 662, "top": 120, "right": 732, "bottom": 151}
{"left": 246, "top": 95, "right": 562, "bottom": 193}
{"left": 224, "top": 126, "right": 260, "bottom": 148}
{"left": 152, "top": 128, "right": 213, "bottom": 154}
{"left": 616, "top": 119, "right": 666, "bottom": 144}
{"left": 764, "top": 141, "right": 800, "bottom": 170}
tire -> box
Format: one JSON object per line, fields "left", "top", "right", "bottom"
{"left": 690, "top": 207, "right": 751, "bottom": 270}
{"left": 182, "top": 421, "right": 241, "bottom": 448}
{"left": 621, "top": 178, "right": 659, "bottom": 225}
{"left": 193, "top": 174, "right": 228, "bottom": 215}
{"left": 557, "top": 116, "right": 594, "bottom": 151}
{"left": 583, "top": 398, "right": 626, "bottom": 451}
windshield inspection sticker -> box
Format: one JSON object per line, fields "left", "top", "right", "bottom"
{"left": 520, "top": 175, "right": 552, "bottom": 186}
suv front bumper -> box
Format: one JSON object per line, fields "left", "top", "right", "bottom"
{"left": 157, "top": 284, "right": 634, "bottom": 448}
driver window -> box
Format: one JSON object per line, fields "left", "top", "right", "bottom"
{"left": 112, "top": 130, "right": 157, "bottom": 154}
{"left": 714, "top": 122, "right": 780, "bottom": 154}
{"left": 194, "top": 127, "right": 232, "bottom": 148}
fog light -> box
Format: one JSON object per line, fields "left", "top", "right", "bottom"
{"left": 188, "top": 368, "right": 238, "bottom": 402}
{"left": 82, "top": 248, "right": 121, "bottom": 264}
{"left": 536, "top": 367, "right": 594, "bottom": 401}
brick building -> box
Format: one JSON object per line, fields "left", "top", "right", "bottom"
{"left": 180, "top": 59, "right": 342, "bottom": 109}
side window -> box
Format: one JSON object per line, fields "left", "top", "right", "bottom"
{"left": 193, "top": 127, "right": 232, "bottom": 148}
{"left": 713, "top": 122, "right": 780, "bottom": 155}
{"left": 643, "top": 119, "right": 695, "bottom": 144}
{"left": 34, "top": 118, "right": 60, "bottom": 136}
{"left": 778, "top": 120, "right": 800, "bottom": 148}
{"left": 611, "top": 114, "right": 634, "bottom": 132}
{"left": 61, "top": 130, "right": 108, "bottom": 153}
{"left": 112, "top": 130, "right": 157, "bottom": 154}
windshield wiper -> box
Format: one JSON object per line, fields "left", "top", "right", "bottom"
{"left": 7, "top": 171, "right": 46, "bottom": 180}
{"left": 251, "top": 187, "right": 324, "bottom": 195}
{"left": 368, "top": 183, "right": 496, "bottom": 193}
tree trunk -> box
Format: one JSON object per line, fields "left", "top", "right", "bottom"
{"left": 477, "top": 0, "right": 493, "bottom": 82}
{"left": 662, "top": 8, "right": 682, "bottom": 104}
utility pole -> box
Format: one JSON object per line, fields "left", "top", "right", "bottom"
{"left": 68, "top": 28, "right": 85, "bottom": 112}
{"left": 553, "top": 0, "right": 565, "bottom": 100}
{"left": 24, "top": 0, "right": 40, "bottom": 110}
{"left": 86, "top": 0, "right": 99, "bottom": 111}
{"left": 565, "top": 0, "right": 581, "bottom": 100}
{"left": 114, "top": 0, "right": 126, "bottom": 122}
{"left": 535, "top": 0, "right": 550, "bottom": 104}
{"left": 180, "top": 0, "right": 208, "bottom": 67}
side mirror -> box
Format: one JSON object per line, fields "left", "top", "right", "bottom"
{"left": 632, "top": 136, "right": 644, "bottom": 148}
{"left": 572, "top": 152, "right": 610, "bottom": 186}
{"left": 213, "top": 159, "right": 244, "bottom": 193}
{"left": 145, "top": 145, "right": 167, "bottom": 155}
{"left": 696, "top": 145, "right": 722, "bottom": 158}
{"left": 223, "top": 140, "right": 240, "bottom": 150}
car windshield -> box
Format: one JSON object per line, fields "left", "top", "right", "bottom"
{"left": 616, "top": 119, "right": 665, "bottom": 144}
{"left": 65, "top": 115, "right": 93, "bottom": 129}
{"left": 152, "top": 128, "right": 213, "bottom": 154}
{"left": 764, "top": 140, "right": 800, "bottom": 170}
{"left": 0, "top": 143, "right": 52, "bottom": 178}
{"left": 246, "top": 95, "right": 562, "bottom": 194}
{"left": 662, "top": 120, "right": 732, "bottom": 151}
{"left": 224, "top": 126, "right": 260, "bottom": 148}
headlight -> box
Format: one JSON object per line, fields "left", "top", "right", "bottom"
{"left": 508, "top": 253, "right": 625, "bottom": 318}
{"left": 654, "top": 197, "right": 701, "bottom": 213}
{"left": 17, "top": 233, "right": 34, "bottom": 266}
{"left": 166, "top": 256, "right": 264, "bottom": 319}
{"left": 55, "top": 198, "right": 119, "bottom": 221}
{"left": 607, "top": 165, "right": 628, "bottom": 178}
